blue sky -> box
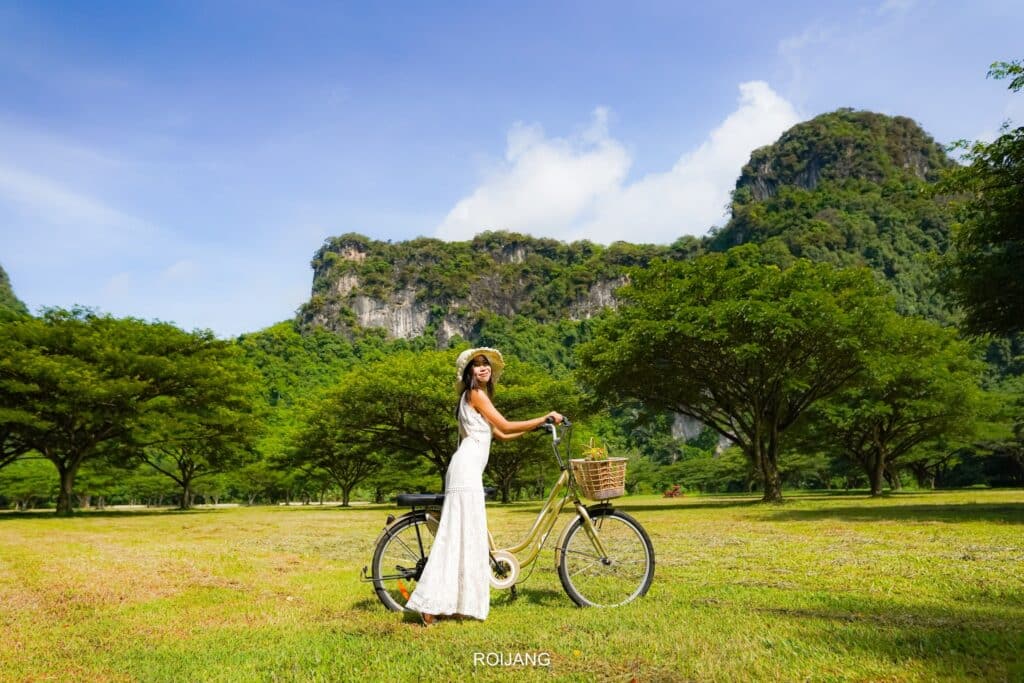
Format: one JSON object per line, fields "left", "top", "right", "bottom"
{"left": 1, "top": 0, "right": 1022, "bottom": 336}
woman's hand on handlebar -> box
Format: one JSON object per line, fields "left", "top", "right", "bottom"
{"left": 546, "top": 411, "right": 564, "bottom": 425}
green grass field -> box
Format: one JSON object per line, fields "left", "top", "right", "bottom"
{"left": 1, "top": 490, "right": 1022, "bottom": 682}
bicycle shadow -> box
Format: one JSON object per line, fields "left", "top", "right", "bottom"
{"left": 496, "top": 587, "right": 564, "bottom": 608}
{"left": 350, "top": 597, "right": 385, "bottom": 613}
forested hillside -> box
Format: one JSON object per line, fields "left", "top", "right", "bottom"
{"left": 0, "top": 264, "right": 28, "bottom": 317}
{"left": 301, "top": 109, "right": 958, "bottom": 342}
{"left": 710, "top": 109, "right": 956, "bottom": 320}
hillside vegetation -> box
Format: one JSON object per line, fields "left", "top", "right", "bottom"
{"left": 301, "top": 109, "right": 958, "bottom": 342}
{"left": 0, "top": 264, "right": 28, "bottom": 318}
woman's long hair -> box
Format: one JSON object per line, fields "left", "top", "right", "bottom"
{"left": 456, "top": 357, "right": 495, "bottom": 417}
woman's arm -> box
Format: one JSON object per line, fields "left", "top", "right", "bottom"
{"left": 492, "top": 425, "right": 528, "bottom": 442}
{"left": 468, "top": 388, "right": 561, "bottom": 434}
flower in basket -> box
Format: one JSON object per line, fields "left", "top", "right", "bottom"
{"left": 581, "top": 437, "right": 608, "bottom": 461}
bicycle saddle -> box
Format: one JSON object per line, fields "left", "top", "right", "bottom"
{"left": 395, "top": 493, "right": 445, "bottom": 507}
{"left": 395, "top": 487, "right": 496, "bottom": 507}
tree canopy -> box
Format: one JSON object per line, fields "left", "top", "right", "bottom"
{"left": 796, "top": 315, "right": 987, "bottom": 495}
{"left": 0, "top": 308, "right": 260, "bottom": 514}
{"left": 941, "top": 60, "right": 1024, "bottom": 336}
{"left": 579, "top": 245, "right": 895, "bottom": 502}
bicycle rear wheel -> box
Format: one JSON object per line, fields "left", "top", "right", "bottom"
{"left": 371, "top": 512, "right": 435, "bottom": 612}
{"left": 557, "top": 508, "right": 654, "bottom": 607}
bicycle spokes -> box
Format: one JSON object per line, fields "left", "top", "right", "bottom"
{"left": 558, "top": 511, "right": 654, "bottom": 607}
{"left": 371, "top": 514, "right": 436, "bottom": 612}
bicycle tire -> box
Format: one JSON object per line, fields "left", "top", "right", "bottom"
{"left": 557, "top": 508, "right": 654, "bottom": 607}
{"left": 371, "top": 511, "right": 434, "bottom": 612}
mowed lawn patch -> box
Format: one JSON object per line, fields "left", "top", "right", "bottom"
{"left": 1, "top": 490, "right": 1022, "bottom": 682}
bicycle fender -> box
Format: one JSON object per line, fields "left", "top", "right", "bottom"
{"left": 371, "top": 509, "right": 426, "bottom": 551}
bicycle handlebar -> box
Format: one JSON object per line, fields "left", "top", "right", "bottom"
{"left": 536, "top": 416, "right": 572, "bottom": 431}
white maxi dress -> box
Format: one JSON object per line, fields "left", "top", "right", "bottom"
{"left": 405, "top": 392, "right": 492, "bottom": 620}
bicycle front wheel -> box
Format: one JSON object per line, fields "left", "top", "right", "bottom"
{"left": 557, "top": 508, "right": 654, "bottom": 607}
{"left": 371, "top": 512, "right": 436, "bottom": 612}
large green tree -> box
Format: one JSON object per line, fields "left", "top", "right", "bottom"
{"left": 578, "top": 246, "right": 893, "bottom": 502}
{"left": 315, "top": 350, "right": 459, "bottom": 488}
{"left": 941, "top": 60, "right": 1024, "bottom": 335}
{"left": 133, "top": 353, "right": 263, "bottom": 509}
{"left": 0, "top": 308, "right": 256, "bottom": 515}
{"left": 285, "top": 404, "right": 386, "bottom": 507}
{"left": 798, "top": 316, "right": 986, "bottom": 495}
{"left": 293, "top": 350, "right": 571, "bottom": 494}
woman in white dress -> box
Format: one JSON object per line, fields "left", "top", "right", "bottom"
{"left": 405, "top": 347, "right": 563, "bottom": 624}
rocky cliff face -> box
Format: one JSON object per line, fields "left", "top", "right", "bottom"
{"left": 299, "top": 233, "right": 635, "bottom": 343}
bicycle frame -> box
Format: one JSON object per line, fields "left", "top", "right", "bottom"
{"left": 488, "top": 422, "right": 611, "bottom": 568}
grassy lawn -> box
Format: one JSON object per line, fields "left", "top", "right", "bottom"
{"left": 1, "top": 489, "right": 1022, "bottom": 682}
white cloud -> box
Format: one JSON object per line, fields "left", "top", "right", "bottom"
{"left": 159, "top": 259, "right": 199, "bottom": 283}
{"left": 0, "top": 163, "right": 148, "bottom": 233}
{"left": 435, "top": 82, "right": 800, "bottom": 244}
{"left": 436, "top": 107, "right": 630, "bottom": 241}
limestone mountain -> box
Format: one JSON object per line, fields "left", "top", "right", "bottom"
{"left": 299, "top": 109, "right": 958, "bottom": 344}
{"left": 708, "top": 109, "right": 957, "bottom": 319}
{"left": 298, "top": 231, "right": 699, "bottom": 346}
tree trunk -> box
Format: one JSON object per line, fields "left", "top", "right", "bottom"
{"left": 756, "top": 434, "right": 783, "bottom": 502}
{"left": 341, "top": 486, "right": 351, "bottom": 507}
{"left": 56, "top": 461, "right": 81, "bottom": 516}
{"left": 869, "top": 454, "right": 885, "bottom": 497}
{"left": 180, "top": 484, "right": 192, "bottom": 510}
{"left": 885, "top": 465, "right": 903, "bottom": 491}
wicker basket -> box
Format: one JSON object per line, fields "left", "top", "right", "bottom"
{"left": 570, "top": 457, "right": 628, "bottom": 500}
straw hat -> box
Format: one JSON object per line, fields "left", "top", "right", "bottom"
{"left": 455, "top": 347, "right": 505, "bottom": 392}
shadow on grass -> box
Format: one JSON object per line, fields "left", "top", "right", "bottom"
{"left": 497, "top": 498, "right": 767, "bottom": 515}
{"left": 497, "top": 587, "right": 565, "bottom": 608}
{"left": 768, "top": 502, "right": 1024, "bottom": 524}
{"left": 0, "top": 507, "right": 219, "bottom": 521}
{"left": 746, "top": 595, "right": 1024, "bottom": 679}
{"left": 351, "top": 597, "right": 385, "bottom": 613}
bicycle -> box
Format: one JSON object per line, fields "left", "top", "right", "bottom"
{"left": 361, "top": 418, "right": 655, "bottom": 610}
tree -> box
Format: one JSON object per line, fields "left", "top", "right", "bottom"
{"left": 285, "top": 403, "right": 386, "bottom": 507}
{"left": 941, "top": 60, "right": 1024, "bottom": 335}
{"left": 314, "top": 350, "right": 459, "bottom": 489}
{"left": 0, "top": 458, "right": 57, "bottom": 510}
{"left": 0, "top": 308, "right": 256, "bottom": 515}
{"left": 291, "top": 350, "right": 574, "bottom": 497}
{"left": 578, "top": 246, "right": 893, "bottom": 502}
{"left": 0, "top": 421, "right": 33, "bottom": 472}
{"left": 133, "top": 352, "right": 263, "bottom": 509}
{"left": 798, "top": 316, "right": 986, "bottom": 495}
